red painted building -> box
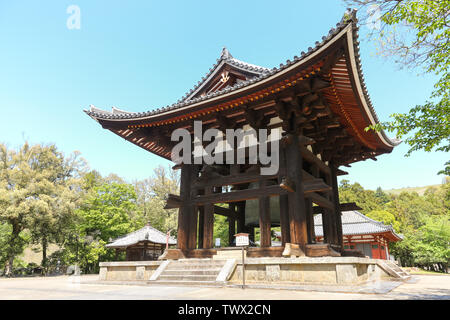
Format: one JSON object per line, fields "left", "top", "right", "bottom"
{"left": 314, "top": 211, "right": 402, "bottom": 260}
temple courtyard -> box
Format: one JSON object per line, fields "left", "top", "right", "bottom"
{"left": 0, "top": 274, "right": 448, "bottom": 300}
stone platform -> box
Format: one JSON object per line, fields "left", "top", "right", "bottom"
{"left": 99, "top": 257, "right": 408, "bottom": 286}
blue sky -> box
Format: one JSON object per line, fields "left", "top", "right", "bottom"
{"left": 0, "top": 1, "right": 447, "bottom": 190}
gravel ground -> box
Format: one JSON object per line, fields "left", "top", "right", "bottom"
{"left": 0, "top": 274, "right": 448, "bottom": 300}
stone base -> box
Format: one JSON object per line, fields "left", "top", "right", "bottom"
{"left": 98, "top": 257, "right": 404, "bottom": 286}
{"left": 228, "top": 257, "right": 393, "bottom": 285}
{"left": 158, "top": 249, "right": 186, "bottom": 260}
{"left": 99, "top": 261, "right": 162, "bottom": 281}
{"left": 282, "top": 243, "right": 305, "bottom": 257}
{"left": 306, "top": 244, "right": 341, "bottom": 257}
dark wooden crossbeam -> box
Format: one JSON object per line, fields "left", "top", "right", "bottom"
{"left": 213, "top": 205, "right": 237, "bottom": 219}
{"left": 164, "top": 194, "right": 181, "bottom": 209}
{"left": 340, "top": 202, "right": 363, "bottom": 211}
{"left": 335, "top": 168, "right": 348, "bottom": 176}
{"left": 306, "top": 192, "right": 334, "bottom": 209}
{"left": 312, "top": 201, "right": 362, "bottom": 214}
{"left": 300, "top": 146, "right": 331, "bottom": 175}
{"left": 192, "top": 184, "right": 289, "bottom": 205}
{"left": 194, "top": 168, "right": 286, "bottom": 188}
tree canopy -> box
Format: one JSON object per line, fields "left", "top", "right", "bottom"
{"left": 345, "top": 0, "right": 450, "bottom": 175}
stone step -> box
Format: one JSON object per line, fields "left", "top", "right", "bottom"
{"left": 171, "top": 260, "right": 226, "bottom": 265}
{"left": 163, "top": 269, "right": 222, "bottom": 276}
{"left": 165, "top": 264, "right": 225, "bottom": 270}
{"left": 377, "top": 260, "right": 410, "bottom": 280}
{"left": 158, "top": 274, "right": 218, "bottom": 281}
{"left": 177, "top": 258, "right": 223, "bottom": 263}
{"left": 149, "top": 280, "right": 223, "bottom": 287}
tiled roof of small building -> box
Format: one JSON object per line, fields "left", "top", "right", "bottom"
{"left": 106, "top": 224, "right": 176, "bottom": 248}
{"left": 314, "top": 210, "right": 402, "bottom": 239}
{"left": 273, "top": 210, "right": 402, "bottom": 240}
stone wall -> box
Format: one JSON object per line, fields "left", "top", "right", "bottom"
{"left": 228, "top": 257, "right": 391, "bottom": 285}
{"left": 99, "top": 257, "right": 393, "bottom": 285}
{"left": 99, "top": 261, "right": 162, "bottom": 281}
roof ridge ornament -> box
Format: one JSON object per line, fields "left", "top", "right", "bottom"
{"left": 220, "top": 46, "right": 233, "bottom": 60}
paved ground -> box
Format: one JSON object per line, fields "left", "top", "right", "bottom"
{"left": 0, "top": 274, "right": 449, "bottom": 300}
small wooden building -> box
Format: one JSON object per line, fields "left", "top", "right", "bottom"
{"left": 314, "top": 211, "right": 402, "bottom": 259}
{"left": 106, "top": 224, "right": 177, "bottom": 261}
{"left": 86, "top": 11, "right": 400, "bottom": 259}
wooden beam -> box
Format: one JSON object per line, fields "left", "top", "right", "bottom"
{"left": 306, "top": 192, "right": 334, "bottom": 209}
{"left": 335, "top": 168, "right": 348, "bottom": 176}
{"left": 340, "top": 202, "right": 363, "bottom": 211}
{"left": 303, "top": 179, "right": 332, "bottom": 193}
{"left": 213, "top": 205, "right": 237, "bottom": 219}
{"left": 300, "top": 146, "right": 331, "bottom": 175}
{"left": 164, "top": 194, "right": 181, "bottom": 209}
{"left": 193, "top": 184, "right": 289, "bottom": 205}
{"left": 194, "top": 169, "right": 285, "bottom": 188}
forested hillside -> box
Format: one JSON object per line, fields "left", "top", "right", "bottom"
{"left": 339, "top": 179, "right": 449, "bottom": 272}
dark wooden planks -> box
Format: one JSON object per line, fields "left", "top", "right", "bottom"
{"left": 258, "top": 180, "right": 271, "bottom": 247}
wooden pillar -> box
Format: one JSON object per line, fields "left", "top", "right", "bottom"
{"left": 197, "top": 206, "right": 204, "bottom": 249}
{"left": 248, "top": 226, "right": 255, "bottom": 243}
{"left": 284, "top": 134, "right": 308, "bottom": 251}
{"left": 323, "top": 175, "right": 337, "bottom": 246}
{"left": 143, "top": 242, "right": 148, "bottom": 261}
{"left": 228, "top": 164, "right": 239, "bottom": 246}
{"left": 187, "top": 166, "right": 200, "bottom": 250}
{"left": 236, "top": 201, "right": 246, "bottom": 234}
{"left": 258, "top": 180, "right": 271, "bottom": 247}
{"left": 177, "top": 164, "right": 196, "bottom": 251}
{"left": 305, "top": 198, "right": 315, "bottom": 243}
{"left": 228, "top": 204, "right": 236, "bottom": 246}
{"left": 330, "top": 164, "right": 344, "bottom": 250}
{"left": 322, "top": 210, "right": 332, "bottom": 244}
{"left": 278, "top": 143, "right": 290, "bottom": 245}
{"left": 203, "top": 186, "right": 214, "bottom": 248}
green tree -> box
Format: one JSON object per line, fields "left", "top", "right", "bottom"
{"left": 375, "top": 187, "right": 390, "bottom": 205}
{"left": 366, "top": 209, "right": 401, "bottom": 232}
{"left": 63, "top": 181, "right": 138, "bottom": 273}
{"left": 133, "top": 165, "right": 180, "bottom": 236}
{"left": 0, "top": 143, "right": 84, "bottom": 275}
{"left": 78, "top": 183, "right": 137, "bottom": 242}
{"left": 411, "top": 215, "right": 450, "bottom": 271}
{"left": 394, "top": 214, "right": 450, "bottom": 271}
{"left": 213, "top": 214, "right": 230, "bottom": 247}
{"left": 339, "top": 180, "right": 384, "bottom": 212}
{"left": 386, "top": 191, "right": 440, "bottom": 231}
{"left": 345, "top": 1, "right": 450, "bottom": 174}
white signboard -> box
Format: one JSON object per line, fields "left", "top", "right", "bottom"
{"left": 215, "top": 238, "right": 221, "bottom": 247}
{"left": 236, "top": 234, "right": 249, "bottom": 246}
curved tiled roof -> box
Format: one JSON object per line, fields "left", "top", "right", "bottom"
{"left": 179, "top": 47, "right": 270, "bottom": 102}
{"left": 85, "top": 9, "right": 400, "bottom": 150}
{"left": 314, "top": 210, "right": 402, "bottom": 239}
{"left": 106, "top": 224, "right": 177, "bottom": 248}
